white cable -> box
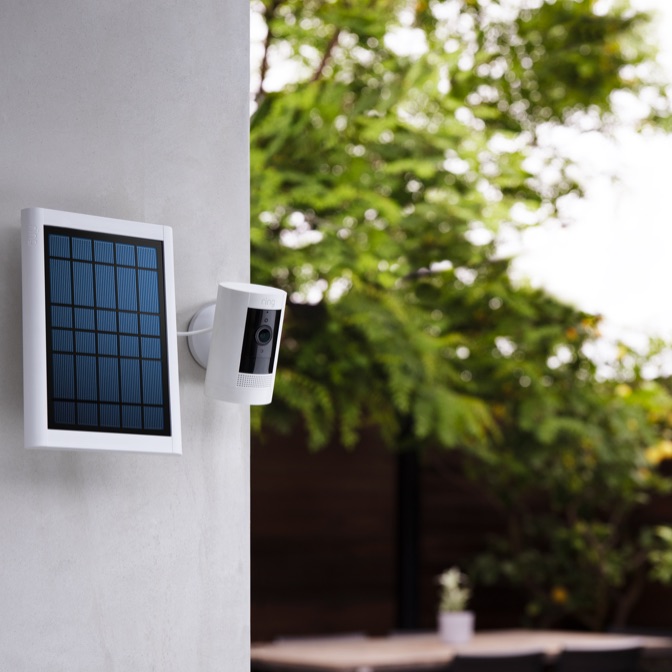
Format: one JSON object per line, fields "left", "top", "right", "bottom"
{"left": 177, "top": 326, "right": 213, "bottom": 337}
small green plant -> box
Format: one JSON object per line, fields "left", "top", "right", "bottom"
{"left": 439, "top": 567, "right": 471, "bottom": 613}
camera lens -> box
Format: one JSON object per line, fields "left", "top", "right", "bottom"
{"left": 255, "top": 325, "right": 273, "bottom": 346}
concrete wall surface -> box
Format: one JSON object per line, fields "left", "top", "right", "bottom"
{"left": 0, "top": 1, "right": 250, "bottom": 669}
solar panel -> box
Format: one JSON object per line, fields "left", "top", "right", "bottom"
{"left": 45, "top": 226, "right": 170, "bottom": 435}
{"left": 22, "top": 209, "right": 181, "bottom": 454}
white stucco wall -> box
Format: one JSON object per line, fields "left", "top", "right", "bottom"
{"left": 0, "top": 1, "right": 250, "bottom": 670}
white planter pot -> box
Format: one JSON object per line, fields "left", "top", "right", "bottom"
{"left": 438, "top": 610, "right": 474, "bottom": 644}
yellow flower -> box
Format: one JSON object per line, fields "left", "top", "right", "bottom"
{"left": 551, "top": 586, "right": 568, "bottom": 604}
{"left": 562, "top": 453, "right": 575, "bottom": 469}
{"left": 645, "top": 440, "right": 672, "bottom": 465}
{"left": 615, "top": 384, "right": 632, "bottom": 398}
{"left": 637, "top": 467, "right": 651, "bottom": 481}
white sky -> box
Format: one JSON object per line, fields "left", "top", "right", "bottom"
{"left": 511, "top": 0, "right": 672, "bottom": 342}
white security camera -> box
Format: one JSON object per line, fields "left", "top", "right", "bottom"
{"left": 185, "top": 282, "right": 287, "bottom": 405}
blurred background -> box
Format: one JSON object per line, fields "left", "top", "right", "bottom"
{"left": 248, "top": 0, "right": 672, "bottom": 642}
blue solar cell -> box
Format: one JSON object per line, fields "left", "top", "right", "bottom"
{"left": 76, "top": 355, "right": 97, "bottom": 401}
{"left": 77, "top": 403, "right": 98, "bottom": 426}
{"left": 52, "top": 329, "right": 74, "bottom": 353}
{"left": 75, "top": 331, "right": 96, "bottom": 354}
{"left": 51, "top": 305, "right": 72, "bottom": 328}
{"left": 119, "top": 335, "right": 139, "bottom": 357}
{"left": 95, "top": 264, "right": 116, "bottom": 309}
{"left": 94, "top": 240, "right": 114, "bottom": 264}
{"left": 98, "top": 357, "right": 119, "bottom": 402}
{"left": 144, "top": 406, "right": 163, "bottom": 430}
{"left": 74, "top": 308, "right": 95, "bottom": 330}
{"left": 117, "top": 267, "right": 138, "bottom": 311}
{"left": 50, "top": 259, "right": 72, "bottom": 305}
{"left": 53, "top": 354, "right": 75, "bottom": 399}
{"left": 122, "top": 405, "right": 142, "bottom": 429}
{"left": 72, "top": 238, "right": 92, "bottom": 261}
{"left": 97, "top": 333, "right": 117, "bottom": 356}
{"left": 142, "top": 360, "right": 163, "bottom": 405}
{"left": 75, "top": 331, "right": 96, "bottom": 355}
{"left": 119, "top": 312, "right": 139, "bottom": 334}
{"left": 54, "top": 401, "right": 76, "bottom": 424}
{"left": 140, "top": 313, "right": 160, "bottom": 336}
{"left": 100, "top": 404, "right": 120, "bottom": 428}
{"left": 116, "top": 243, "right": 135, "bottom": 266}
{"left": 138, "top": 270, "right": 159, "bottom": 313}
{"left": 120, "top": 358, "right": 141, "bottom": 403}
{"left": 97, "top": 310, "right": 117, "bottom": 332}
{"left": 49, "top": 234, "right": 70, "bottom": 258}
{"left": 141, "top": 337, "right": 161, "bottom": 359}
{"left": 137, "top": 246, "right": 157, "bottom": 269}
{"left": 73, "top": 262, "right": 94, "bottom": 307}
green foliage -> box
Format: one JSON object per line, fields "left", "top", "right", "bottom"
{"left": 464, "top": 301, "right": 672, "bottom": 629}
{"left": 649, "top": 527, "right": 672, "bottom": 584}
{"left": 250, "top": 0, "right": 672, "bottom": 628}
{"left": 469, "top": 351, "right": 672, "bottom": 628}
{"left": 251, "top": 0, "right": 669, "bottom": 449}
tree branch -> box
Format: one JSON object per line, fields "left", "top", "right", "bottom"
{"left": 311, "top": 28, "right": 341, "bottom": 82}
{"left": 612, "top": 561, "right": 648, "bottom": 628}
{"left": 256, "top": 0, "right": 284, "bottom": 105}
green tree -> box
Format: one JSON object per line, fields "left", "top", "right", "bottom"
{"left": 250, "top": 0, "right": 672, "bottom": 629}
{"left": 251, "top": 0, "right": 668, "bottom": 449}
{"left": 462, "top": 296, "right": 672, "bottom": 629}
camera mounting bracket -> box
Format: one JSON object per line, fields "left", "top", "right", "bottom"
{"left": 186, "top": 303, "right": 216, "bottom": 369}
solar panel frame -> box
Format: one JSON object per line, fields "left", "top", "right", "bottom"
{"left": 22, "top": 208, "right": 182, "bottom": 454}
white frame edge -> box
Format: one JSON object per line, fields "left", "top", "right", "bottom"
{"left": 21, "top": 207, "right": 182, "bottom": 455}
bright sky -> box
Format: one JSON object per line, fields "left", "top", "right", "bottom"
{"left": 511, "top": 0, "right": 672, "bottom": 343}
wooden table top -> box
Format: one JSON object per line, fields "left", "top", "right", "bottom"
{"left": 251, "top": 629, "right": 672, "bottom": 671}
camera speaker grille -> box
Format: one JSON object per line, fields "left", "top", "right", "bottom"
{"left": 237, "top": 373, "right": 273, "bottom": 389}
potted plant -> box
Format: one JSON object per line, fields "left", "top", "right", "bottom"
{"left": 438, "top": 567, "right": 474, "bottom": 644}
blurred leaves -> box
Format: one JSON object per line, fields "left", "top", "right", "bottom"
{"left": 250, "top": 0, "right": 672, "bottom": 629}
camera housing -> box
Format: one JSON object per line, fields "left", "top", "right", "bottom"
{"left": 188, "top": 282, "right": 286, "bottom": 405}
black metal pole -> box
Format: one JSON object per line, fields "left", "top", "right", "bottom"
{"left": 396, "top": 447, "right": 420, "bottom": 630}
